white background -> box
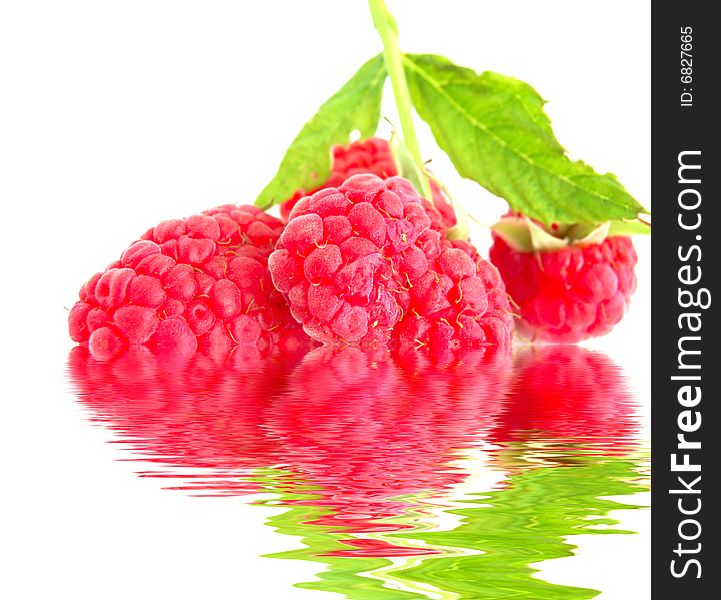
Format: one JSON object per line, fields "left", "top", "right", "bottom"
{"left": 1, "top": 1, "right": 650, "bottom": 598}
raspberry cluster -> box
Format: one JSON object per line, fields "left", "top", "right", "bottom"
{"left": 490, "top": 234, "right": 637, "bottom": 343}
{"left": 69, "top": 205, "right": 311, "bottom": 359}
{"left": 269, "top": 174, "right": 512, "bottom": 349}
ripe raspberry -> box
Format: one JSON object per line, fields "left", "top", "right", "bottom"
{"left": 424, "top": 180, "right": 457, "bottom": 231}
{"left": 279, "top": 137, "right": 457, "bottom": 230}
{"left": 489, "top": 233, "right": 637, "bottom": 343}
{"left": 269, "top": 174, "right": 433, "bottom": 345}
{"left": 68, "top": 204, "right": 313, "bottom": 359}
{"left": 392, "top": 236, "right": 514, "bottom": 352}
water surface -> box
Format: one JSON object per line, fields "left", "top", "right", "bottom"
{"left": 67, "top": 345, "right": 648, "bottom": 599}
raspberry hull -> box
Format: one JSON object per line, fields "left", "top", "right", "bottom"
{"left": 489, "top": 235, "right": 637, "bottom": 343}
{"left": 68, "top": 205, "right": 311, "bottom": 359}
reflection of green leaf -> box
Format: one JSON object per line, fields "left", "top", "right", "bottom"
{"left": 255, "top": 55, "right": 386, "bottom": 208}
{"left": 403, "top": 54, "right": 648, "bottom": 225}
{"left": 256, "top": 452, "right": 648, "bottom": 600}
{"left": 392, "top": 453, "right": 647, "bottom": 599}
{"left": 255, "top": 469, "right": 426, "bottom": 599}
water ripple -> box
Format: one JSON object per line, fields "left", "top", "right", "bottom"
{"left": 67, "top": 344, "right": 647, "bottom": 599}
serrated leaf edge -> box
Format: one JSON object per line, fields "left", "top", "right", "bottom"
{"left": 403, "top": 54, "right": 649, "bottom": 223}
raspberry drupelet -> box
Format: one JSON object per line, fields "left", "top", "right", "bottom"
{"left": 68, "top": 205, "right": 312, "bottom": 359}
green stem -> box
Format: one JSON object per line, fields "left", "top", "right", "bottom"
{"left": 368, "top": 0, "right": 432, "bottom": 199}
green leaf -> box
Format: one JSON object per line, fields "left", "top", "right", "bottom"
{"left": 255, "top": 55, "right": 386, "bottom": 208}
{"left": 607, "top": 219, "right": 652, "bottom": 236}
{"left": 403, "top": 54, "right": 649, "bottom": 225}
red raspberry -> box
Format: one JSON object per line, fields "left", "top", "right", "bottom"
{"left": 489, "top": 233, "right": 637, "bottom": 343}
{"left": 392, "top": 236, "right": 514, "bottom": 352}
{"left": 271, "top": 174, "right": 510, "bottom": 348}
{"left": 269, "top": 174, "right": 433, "bottom": 345}
{"left": 423, "top": 180, "right": 457, "bottom": 232}
{"left": 279, "top": 137, "right": 457, "bottom": 230}
{"left": 68, "top": 205, "right": 313, "bottom": 359}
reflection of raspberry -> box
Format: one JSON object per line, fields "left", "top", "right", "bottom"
{"left": 267, "top": 346, "right": 511, "bottom": 555}
{"left": 68, "top": 205, "right": 312, "bottom": 359}
{"left": 489, "top": 234, "right": 637, "bottom": 342}
{"left": 489, "top": 346, "right": 639, "bottom": 453}
{"left": 280, "top": 137, "right": 457, "bottom": 230}
{"left": 393, "top": 347, "right": 512, "bottom": 428}
{"left": 67, "top": 346, "right": 298, "bottom": 495}
{"left": 269, "top": 174, "right": 432, "bottom": 344}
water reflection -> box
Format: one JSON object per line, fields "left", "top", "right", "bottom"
{"left": 67, "top": 345, "right": 647, "bottom": 599}
{"left": 67, "top": 346, "right": 300, "bottom": 495}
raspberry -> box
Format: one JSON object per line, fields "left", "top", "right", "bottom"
{"left": 69, "top": 204, "right": 313, "bottom": 359}
{"left": 271, "top": 173, "right": 511, "bottom": 348}
{"left": 392, "top": 237, "right": 514, "bottom": 352}
{"left": 428, "top": 183, "right": 457, "bottom": 230}
{"left": 269, "top": 174, "right": 432, "bottom": 345}
{"left": 489, "top": 233, "right": 637, "bottom": 343}
{"left": 489, "top": 346, "right": 639, "bottom": 452}
{"left": 279, "top": 137, "right": 457, "bottom": 230}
